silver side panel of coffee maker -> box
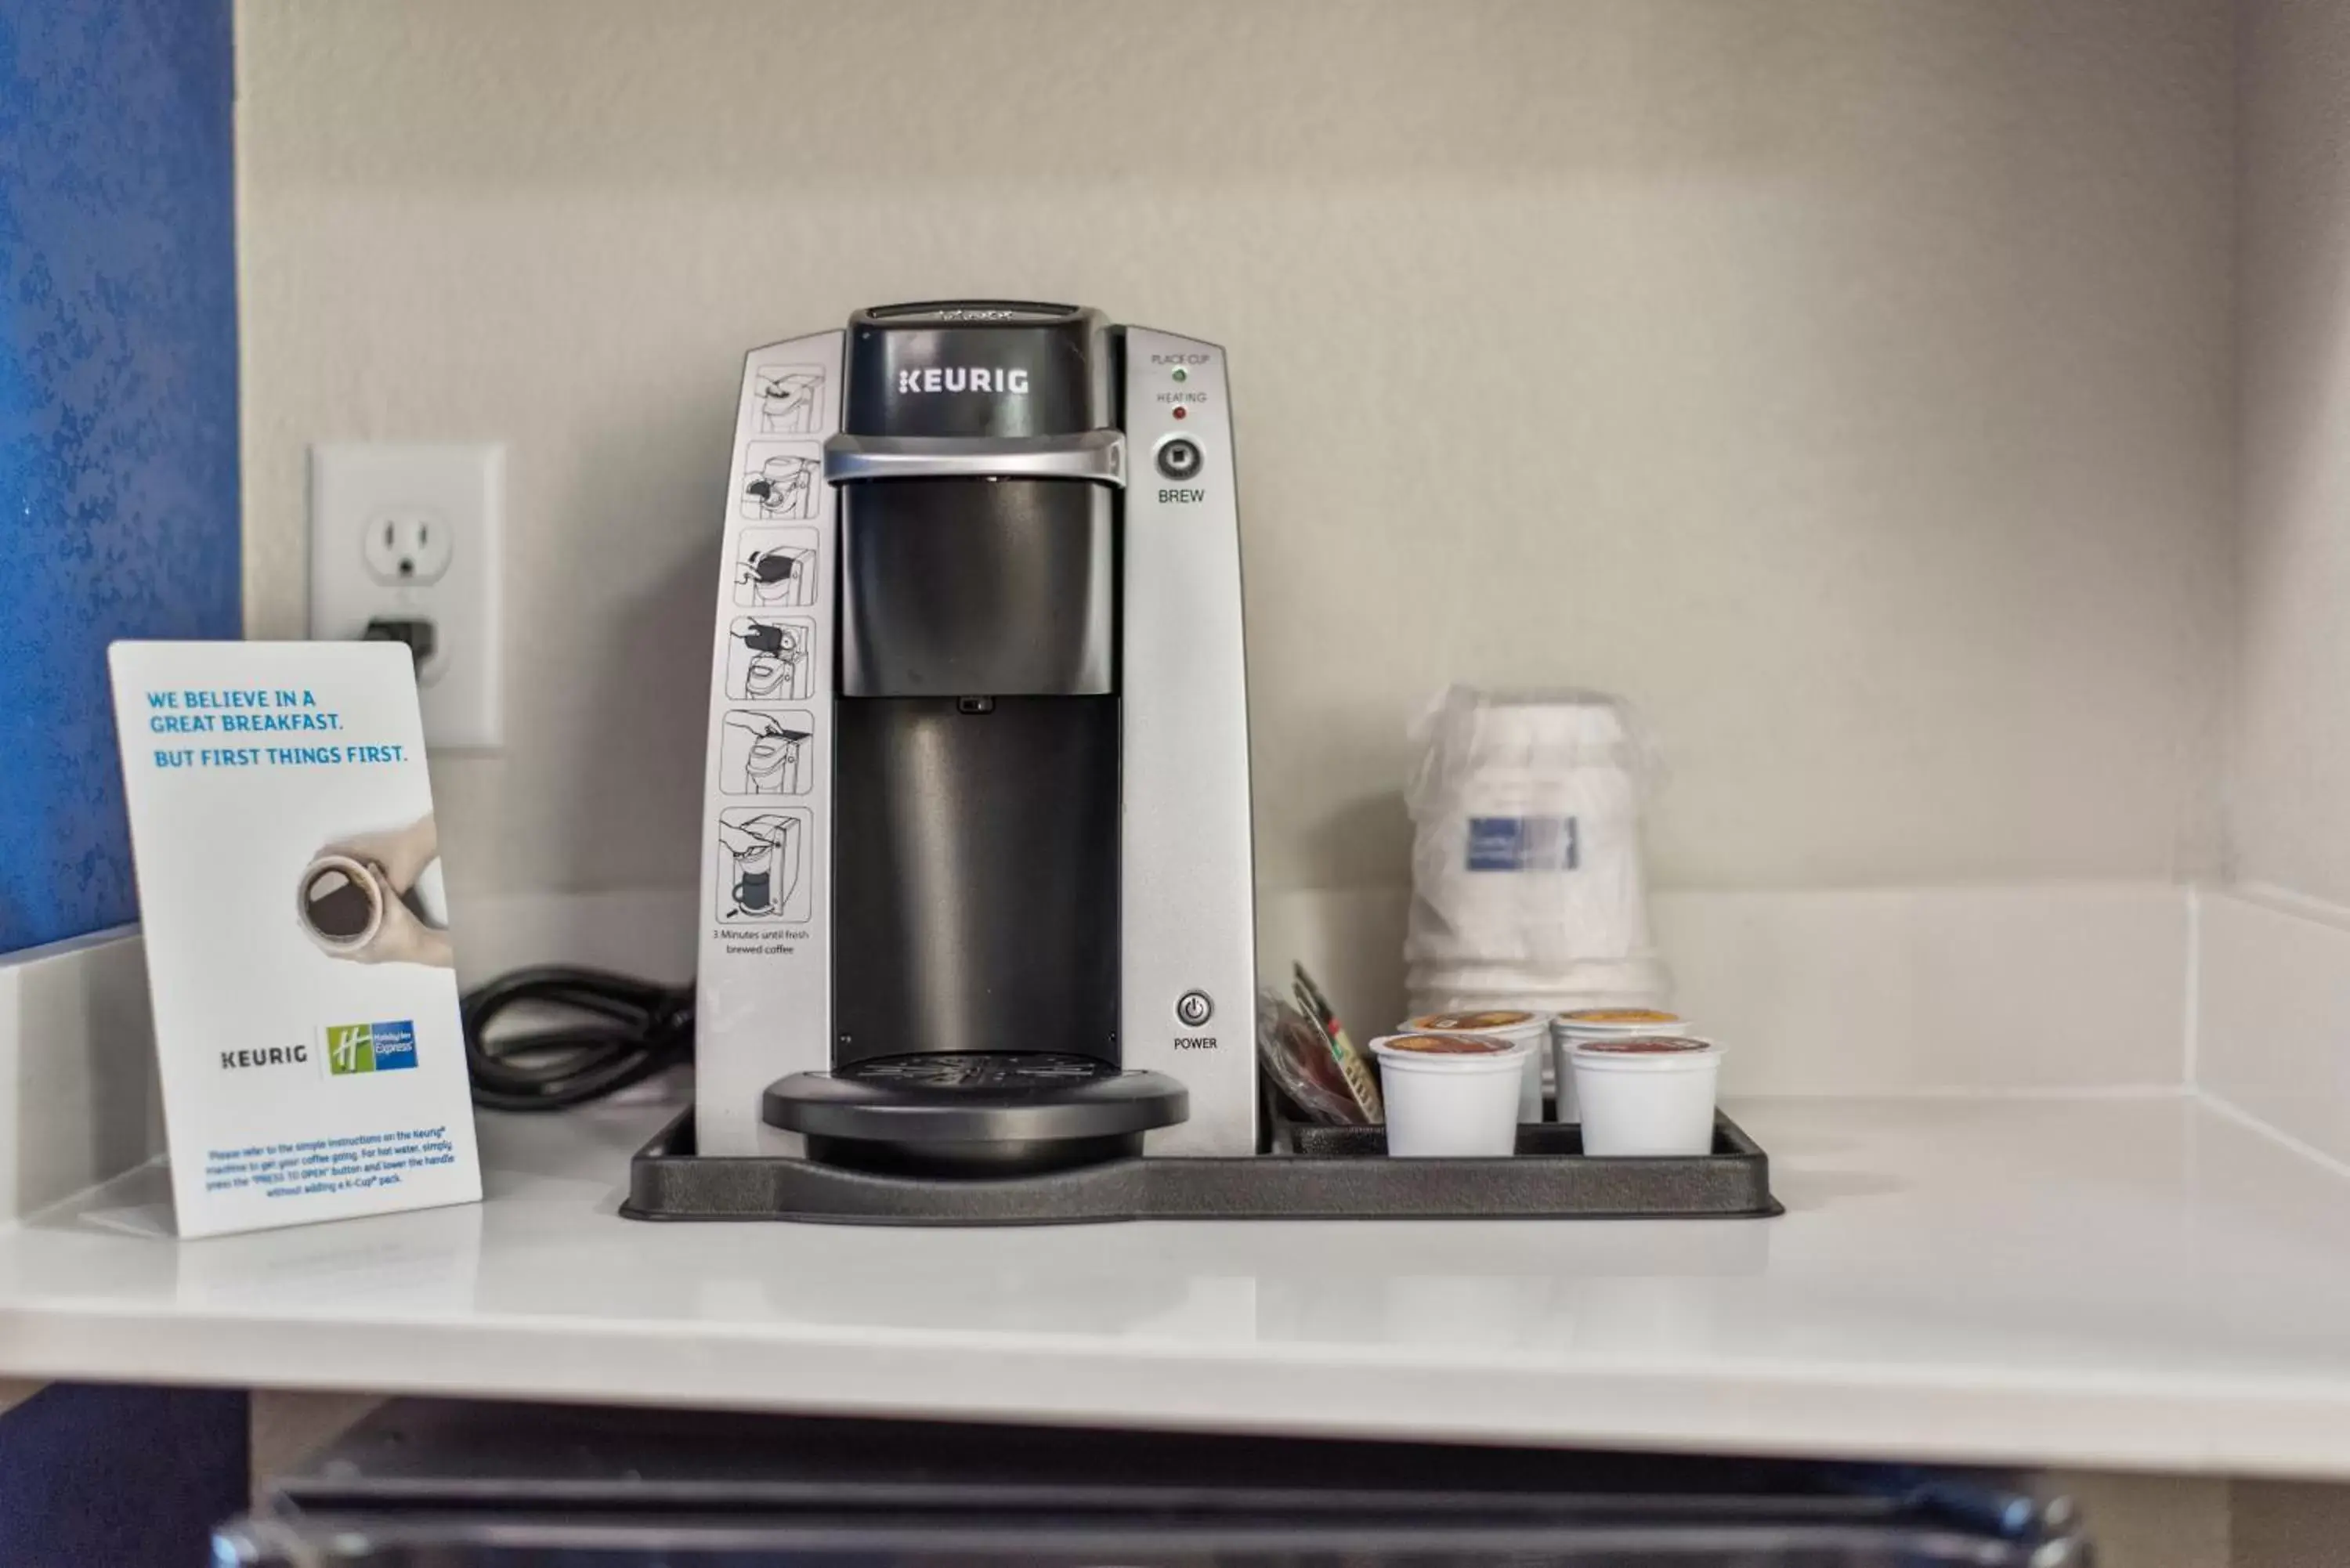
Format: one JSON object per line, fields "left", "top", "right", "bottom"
{"left": 695, "top": 331, "right": 843, "bottom": 1156}
{"left": 1122, "top": 327, "right": 1259, "bottom": 1156}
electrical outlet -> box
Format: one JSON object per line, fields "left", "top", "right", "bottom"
{"left": 309, "top": 442, "right": 504, "bottom": 750}
{"left": 361, "top": 509, "right": 454, "bottom": 585}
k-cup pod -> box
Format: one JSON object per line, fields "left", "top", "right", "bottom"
{"left": 1554, "top": 1006, "right": 1692, "bottom": 1033}
{"left": 746, "top": 656, "right": 789, "bottom": 696}
{"left": 1549, "top": 1008, "right": 1696, "bottom": 1122}
{"left": 1368, "top": 1032, "right": 1528, "bottom": 1158}
{"left": 297, "top": 854, "right": 385, "bottom": 955}
{"left": 1570, "top": 1035, "right": 1722, "bottom": 1158}
{"left": 745, "top": 732, "right": 801, "bottom": 790}
{"left": 1405, "top": 1008, "right": 1549, "bottom": 1123}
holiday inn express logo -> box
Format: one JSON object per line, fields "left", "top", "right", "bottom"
{"left": 323, "top": 1020, "right": 418, "bottom": 1076}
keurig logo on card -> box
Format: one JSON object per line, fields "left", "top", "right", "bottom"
{"left": 895, "top": 367, "right": 1030, "bottom": 395}
{"left": 220, "top": 1044, "right": 309, "bottom": 1071}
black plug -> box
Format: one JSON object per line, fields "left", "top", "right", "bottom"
{"left": 363, "top": 616, "right": 437, "bottom": 673}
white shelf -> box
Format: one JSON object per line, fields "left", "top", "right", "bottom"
{"left": 7, "top": 1093, "right": 2350, "bottom": 1478}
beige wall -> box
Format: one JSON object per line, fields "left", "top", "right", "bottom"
{"left": 2044, "top": 1472, "right": 2350, "bottom": 1568}
{"left": 237, "top": 0, "right": 2234, "bottom": 905}
{"left": 2230, "top": 1479, "right": 2350, "bottom": 1568}
{"left": 2230, "top": 0, "right": 2350, "bottom": 905}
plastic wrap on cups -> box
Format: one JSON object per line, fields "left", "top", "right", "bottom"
{"left": 1404, "top": 686, "right": 1670, "bottom": 1011}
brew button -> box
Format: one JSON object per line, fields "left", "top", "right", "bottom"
{"left": 1175, "top": 990, "right": 1213, "bottom": 1028}
{"left": 1155, "top": 436, "right": 1202, "bottom": 480}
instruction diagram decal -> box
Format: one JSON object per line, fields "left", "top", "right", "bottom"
{"left": 720, "top": 710, "right": 814, "bottom": 796}
{"left": 725, "top": 616, "right": 815, "bottom": 702}
{"left": 733, "top": 526, "right": 819, "bottom": 609}
{"left": 716, "top": 807, "right": 812, "bottom": 922}
{"left": 741, "top": 443, "right": 819, "bottom": 521}
{"left": 754, "top": 366, "right": 824, "bottom": 435}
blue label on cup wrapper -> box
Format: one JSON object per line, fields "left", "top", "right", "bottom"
{"left": 1465, "top": 815, "right": 1578, "bottom": 872}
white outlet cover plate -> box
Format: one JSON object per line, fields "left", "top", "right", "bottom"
{"left": 309, "top": 442, "right": 504, "bottom": 750}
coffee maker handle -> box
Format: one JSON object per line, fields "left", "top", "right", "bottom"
{"left": 822, "top": 430, "right": 1126, "bottom": 488}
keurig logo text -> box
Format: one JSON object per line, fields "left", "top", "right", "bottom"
{"left": 895, "top": 367, "right": 1030, "bottom": 395}
{"left": 222, "top": 1044, "right": 308, "bottom": 1071}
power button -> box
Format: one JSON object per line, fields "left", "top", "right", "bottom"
{"left": 1175, "top": 990, "right": 1213, "bottom": 1028}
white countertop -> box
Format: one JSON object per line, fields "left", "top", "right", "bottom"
{"left": 7, "top": 1093, "right": 2350, "bottom": 1478}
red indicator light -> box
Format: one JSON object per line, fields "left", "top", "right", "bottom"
{"left": 1172, "top": 406, "right": 1188, "bottom": 420}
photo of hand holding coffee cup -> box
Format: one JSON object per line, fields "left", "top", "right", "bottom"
{"left": 297, "top": 811, "right": 452, "bottom": 969}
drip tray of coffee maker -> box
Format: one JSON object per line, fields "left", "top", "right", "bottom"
{"left": 760, "top": 1053, "right": 1191, "bottom": 1178}
{"left": 623, "top": 1102, "right": 1782, "bottom": 1227}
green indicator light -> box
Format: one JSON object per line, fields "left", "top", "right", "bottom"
{"left": 1172, "top": 367, "right": 1188, "bottom": 383}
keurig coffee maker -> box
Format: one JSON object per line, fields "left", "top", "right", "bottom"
{"left": 694, "top": 302, "right": 1256, "bottom": 1172}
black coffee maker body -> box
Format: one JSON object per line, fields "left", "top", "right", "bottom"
{"left": 695, "top": 303, "right": 1256, "bottom": 1175}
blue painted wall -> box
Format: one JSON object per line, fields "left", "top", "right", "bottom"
{"left": 0, "top": 0, "right": 241, "bottom": 955}
{"left": 2, "top": 13, "right": 254, "bottom": 1559}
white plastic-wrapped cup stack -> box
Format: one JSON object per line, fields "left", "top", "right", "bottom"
{"left": 1404, "top": 688, "right": 1671, "bottom": 1024}
{"left": 1403, "top": 1009, "right": 1547, "bottom": 1122}
{"left": 1368, "top": 1032, "right": 1529, "bottom": 1158}
{"left": 1567, "top": 1035, "right": 1723, "bottom": 1157}
{"left": 1547, "top": 1007, "right": 1695, "bottom": 1122}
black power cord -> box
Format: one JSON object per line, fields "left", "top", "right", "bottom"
{"left": 362, "top": 616, "right": 438, "bottom": 671}
{"left": 461, "top": 966, "right": 692, "bottom": 1111}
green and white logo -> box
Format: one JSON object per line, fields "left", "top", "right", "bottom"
{"left": 324, "top": 1019, "right": 419, "bottom": 1076}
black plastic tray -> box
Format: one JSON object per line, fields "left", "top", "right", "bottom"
{"left": 621, "top": 1111, "right": 1781, "bottom": 1225}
